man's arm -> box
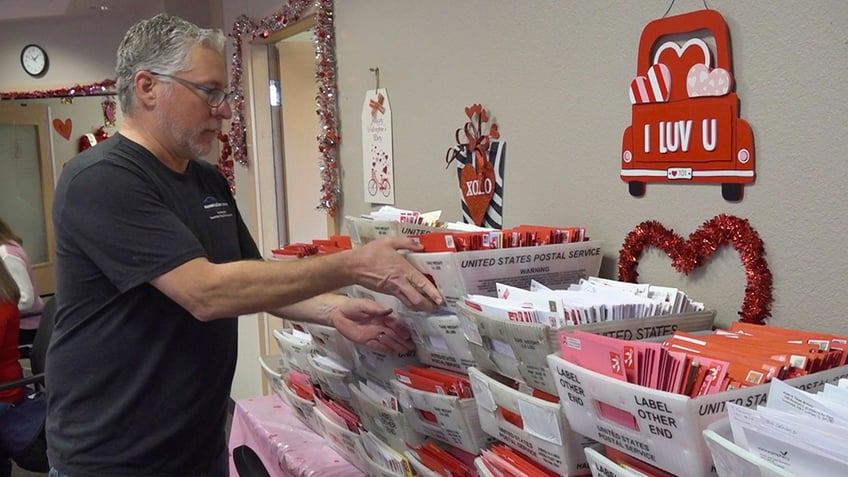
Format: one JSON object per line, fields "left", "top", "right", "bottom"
{"left": 269, "top": 293, "right": 415, "bottom": 354}
{"left": 150, "top": 236, "right": 442, "bottom": 321}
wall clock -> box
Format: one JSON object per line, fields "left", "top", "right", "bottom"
{"left": 21, "top": 44, "right": 49, "bottom": 78}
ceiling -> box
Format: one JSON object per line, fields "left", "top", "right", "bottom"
{"left": 0, "top": 0, "right": 141, "bottom": 23}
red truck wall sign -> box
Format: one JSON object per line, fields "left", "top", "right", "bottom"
{"left": 621, "top": 10, "right": 755, "bottom": 201}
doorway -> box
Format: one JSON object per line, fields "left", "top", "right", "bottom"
{"left": 0, "top": 102, "right": 55, "bottom": 295}
{"left": 274, "top": 24, "right": 331, "bottom": 244}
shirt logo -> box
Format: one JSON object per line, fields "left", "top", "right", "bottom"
{"left": 202, "top": 195, "right": 233, "bottom": 220}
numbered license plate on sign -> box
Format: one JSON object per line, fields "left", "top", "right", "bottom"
{"left": 667, "top": 167, "right": 693, "bottom": 180}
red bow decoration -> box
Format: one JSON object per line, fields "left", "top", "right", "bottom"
{"left": 446, "top": 104, "right": 501, "bottom": 226}
{"left": 618, "top": 214, "right": 773, "bottom": 324}
{"left": 445, "top": 103, "right": 499, "bottom": 168}
{"left": 369, "top": 93, "right": 385, "bottom": 117}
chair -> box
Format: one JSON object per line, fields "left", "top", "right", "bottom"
{"left": 0, "top": 295, "right": 54, "bottom": 475}
{"left": 232, "top": 445, "right": 271, "bottom": 477}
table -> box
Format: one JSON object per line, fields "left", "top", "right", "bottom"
{"left": 228, "top": 394, "right": 365, "bottom": 477}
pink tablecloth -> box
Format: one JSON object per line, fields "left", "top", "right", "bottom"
{"left": 228, "top": 394, "right": 365, "bottom": 477}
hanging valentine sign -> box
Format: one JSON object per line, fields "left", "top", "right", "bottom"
{"left": 620, "top": 9, "right": 755, "bottom": 201}
{"left": 618, "top": 214, "right": 773, "bottom": 324}
{"left": 361, "top": 88, "right": 395, "bottom": 204}
{"left": 445, "top": 104, "right": 506, "bottom": 228}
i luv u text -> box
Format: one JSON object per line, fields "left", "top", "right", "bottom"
{"left": 643, "top": 118, "right": 719, "bottom": 153}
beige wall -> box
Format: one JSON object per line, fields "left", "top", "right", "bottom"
{"left": 333, "top": 1, "right": 848, "bottom": 336}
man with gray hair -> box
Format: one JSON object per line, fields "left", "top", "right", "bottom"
{"left": 47, "top": 13, "right": 441, "bottom": 477}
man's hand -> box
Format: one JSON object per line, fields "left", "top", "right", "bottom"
{"left": 329, "top": 297, "right": 415, "bottom": 354}
{"left": 346, "top": 237, "right": 443, "bottom": 312}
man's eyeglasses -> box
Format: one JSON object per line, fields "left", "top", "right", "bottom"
{"left": 150, "top": 72, "right": 233, "bottom": 108}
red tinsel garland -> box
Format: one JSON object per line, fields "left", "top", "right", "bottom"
{"left": 618, "top": 214, "right": 773, "bottom": 324}
{"left": 0, "top": 78, "right": 116, "bottom": 100}
{"left": 222, "top": 0, "right": 340, "bottom": 216}
{"left": 216, "top": 131, "right": 234, "bottom": 190}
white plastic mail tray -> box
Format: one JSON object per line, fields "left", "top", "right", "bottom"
{"left": 459, "top": 303, "right": 715, "bottom": 395}
{"left": 547, "top": 354, "right": 848, "bottom": 477}
{"left": 702, "top": 418, "right": 794, "bottom": 477}
{"left": 405, "top": 240, "right": 604, "bottom": 311}
{"left": 469, "top": 367, "right": 598, "bottom": 476}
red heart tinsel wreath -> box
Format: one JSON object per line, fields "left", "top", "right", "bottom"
{"left": 618, "top": 214, "right": 773, "bottom": 325}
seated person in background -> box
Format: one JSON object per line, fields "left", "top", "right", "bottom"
{"left": 0, "top": 261, "right": 48, "bottom": 477}
{"left": 0, "top": 217, "right": 44, "bottom": 344}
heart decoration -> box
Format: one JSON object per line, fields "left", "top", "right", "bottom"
{"left": 53, "top": 118, "right": 73, "bottom": 140}
{"left": 618, "top": 214, "right": 773, "bottom": 324}
{"left": 459, "top": 152, "right": 495, "bottom": 226}
{"left": 653, "top": 38, "right": 712, "bottom": 101}
{"left": 687, "top": 63, "right": 733, "bottom": 98}
{"left": 629, "top": 63, "right": 671, "bottom": 104}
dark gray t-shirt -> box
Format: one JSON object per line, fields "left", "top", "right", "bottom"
{"left": 47, "top": 134, "right": 260, "bottom": 477}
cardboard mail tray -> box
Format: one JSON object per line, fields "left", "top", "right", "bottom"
{"left": 344, "top": 216, "right": 446, "bottom": 246}
{"left": 405, "top": 240, "right": 604, "bottom": 312}
{"left": 258, "top": 354, "right": 286, "bottom": 405}
{"left": 391, "top": 381, "right": 497, "bottom": 454}
{"left": 277, "top": 373, "right": 323, "bottom": 436}
{"left": 361, "top": 446, "right": 407, "bottom": 477}
{"left": 459, "top": 303, "right": 716, "bottom": 395}
{"left": 584, "top": 447, "right": 651, "bottom": 477}
{"left": 469, "top": 367, "right": 598, "bottom": 476}
{"left": 353, "top": 343, "right": 421, "bottom": 392}
{"left": 313, "top": 406, "right": 369, "bottom": 472}
{"left": 405, "top": 451, "right": 442, "bottom": 477}
{"left": 348, "top": 382, "right": 425, "bottom": 453}
{"left": 304, "top": 322, "right": 357, "bottom": 370}
{"left": 399, "top": 311, "right": 478, "bottom": 373}
{"left": 474, "top": 457, "right": 497, "bottom": 477}
{"left": 547, "top": 354, "right": 848, "bottom": 477}
{"left": 273, "top": 328, "right": 313, "bottom": 378}
{"left": 307, "top": 351, "right": 354, "bottom": 405}
{"left": 702, "top": 418, "right": 794, "bottom": 477}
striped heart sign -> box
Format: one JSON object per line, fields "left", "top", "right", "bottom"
{"left": 629, "top": 63, "right": 671, "bottom": 104}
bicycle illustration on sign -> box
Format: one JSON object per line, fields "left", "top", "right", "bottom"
{"left": 368, "top": 147, "right": 392, "bottom": 198}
